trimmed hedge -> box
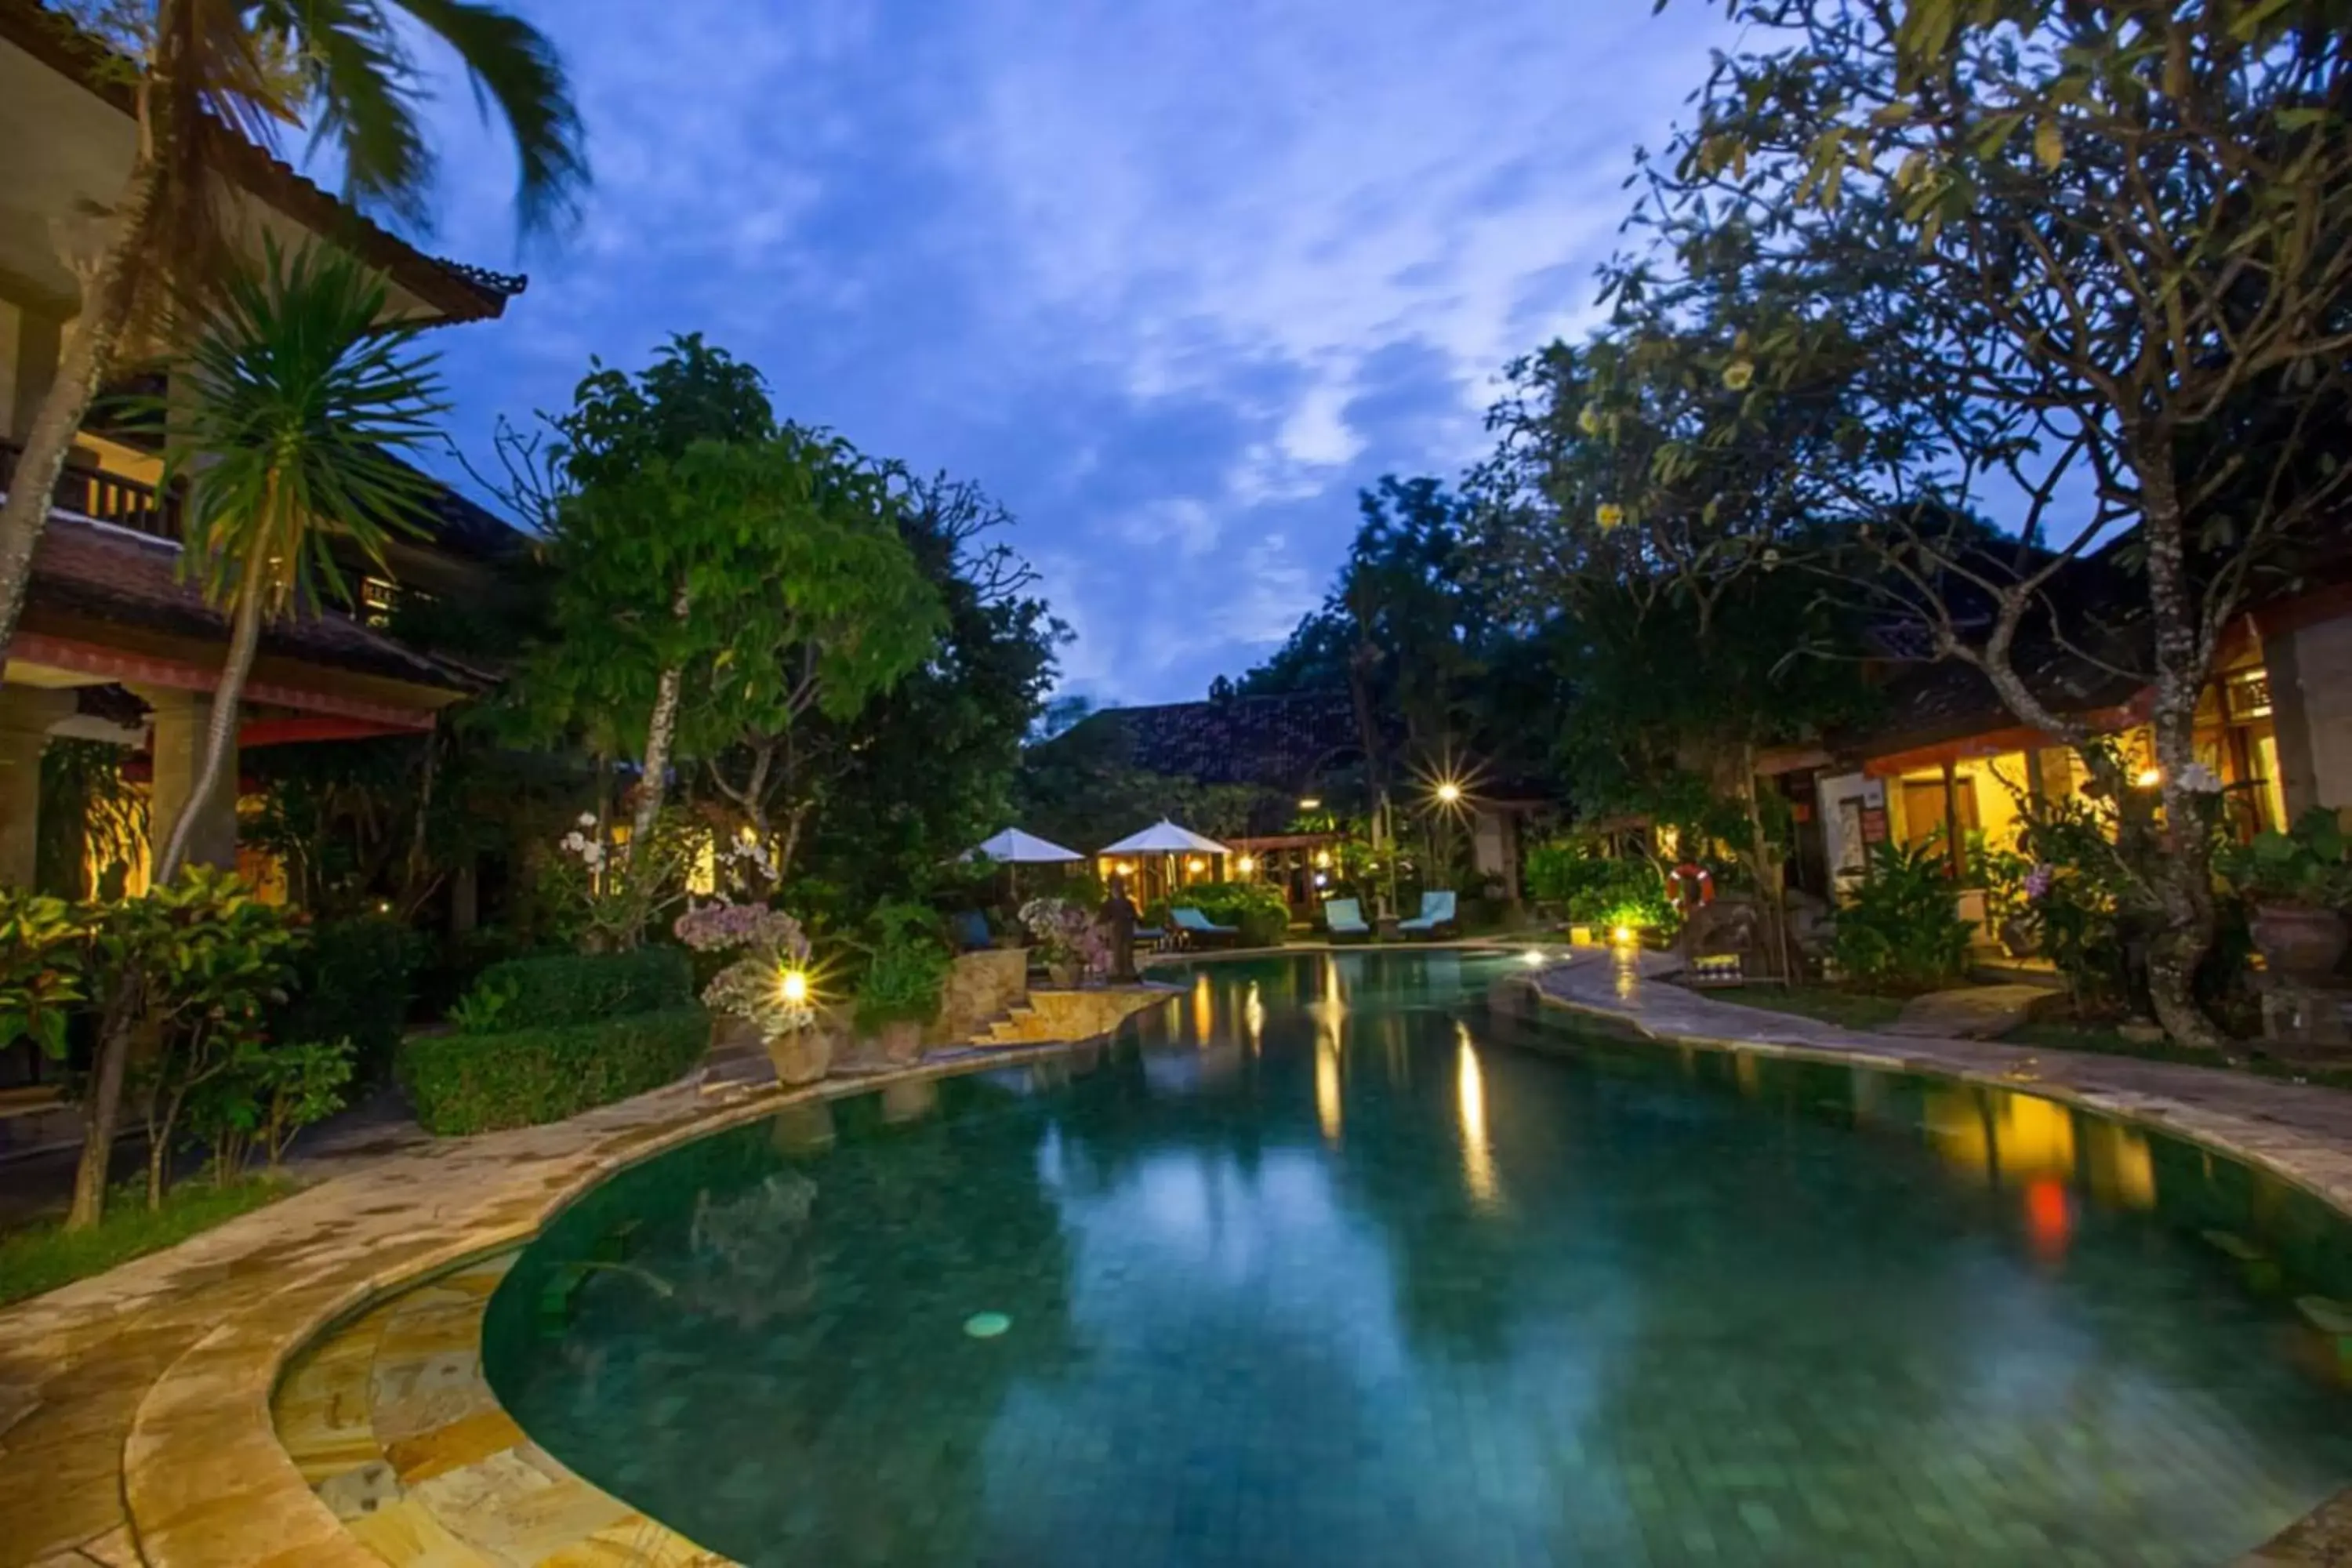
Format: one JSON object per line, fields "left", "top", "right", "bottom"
{"left": 465, "top": 947, "right": 695, "bottom": 1029}
{"left": 274, "top": 916, "right": 425, "bottom": 1080}
{"left": 397, "top": 1007, "right": 712, "bottom": 1135}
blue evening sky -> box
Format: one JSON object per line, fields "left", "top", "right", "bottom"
{"left": 407, "top": 1, "right": 1733, "bottom": 705}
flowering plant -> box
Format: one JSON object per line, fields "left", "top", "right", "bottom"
{"left": 1019, "top": 897, "right": 1111, "bottom": 975}
{"left": 547, "top": 811, "right": 696, "bottom": 952}
{"left": 676, "top": 899, "right": 815, "bottom": 1036}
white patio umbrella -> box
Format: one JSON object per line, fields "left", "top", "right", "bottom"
{"left": 964, "top": 826, "right": 1084, "bottom": 902}
{"left": 1098, "top": 819, "right": 1232, "bottom": 906}
{"left": 964, "top": 827, "right": 1084, "bottom": 865}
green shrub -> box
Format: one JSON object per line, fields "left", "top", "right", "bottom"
{"left": 1833, "top": 841, "right": 1973, "bottom": 989}
{"left": 1523, "top": 840, "right": 1679, "bottom": 932}
{"left": 396, "top": 1007, "right": 711, "bottom": 1135}
{"left": 854, "top": 901, "right": 953, "bottom": 1029}
{"left": 273, "top": 916, "right": 423, "bottom": 1079}
{"left": 456, "top": 947, "right": 694, "bottom": 1033}
{"left": 1179, "top": 881, "right": 1290, "bottom": 946}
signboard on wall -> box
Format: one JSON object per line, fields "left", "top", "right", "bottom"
{"left": 1860, "top": 806, "right": 1889, "bottom": 845}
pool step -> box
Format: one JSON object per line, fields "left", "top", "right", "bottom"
{"left": 978, "top": 1004, "right": 1049, "bottom": 1046}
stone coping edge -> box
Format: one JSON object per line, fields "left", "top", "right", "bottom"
{"left": 120, "top": 1034, "right": 1122, "bottom": 1568}
{"left": 1512, "top": 956, "right": 2352, "bottom": 1568}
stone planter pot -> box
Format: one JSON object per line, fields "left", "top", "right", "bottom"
{"left": 764, "top": 1026, "right": 833, "bottom": 1086}
{"left": 1997, "top": 914, "right": 2039, "bottom": 961}
{"left": 877, "top": 1018, "right": 925, "bottom": 1066}
{"left": 2252, "top": 902, "right": 2349, "bottom": 981}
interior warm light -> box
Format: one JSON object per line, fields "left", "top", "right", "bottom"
{"left": 2135, "top": 766, "right": 2161, "bottom": 788}
{"left": 1186, "top": 856, "right": 1205, "bottom": 873}
{"left": 1315, "top": 850, "right": 1333, "bottom": 869}
{"left": 1299, "top": 797, "right": 1322, "bottom": 810}
{"left": 1236, "top": 855, "right": 1258, "bottom": 875}
{"left": 1436, "top": 781, "right": 1463, "bottom": 804}
{"left": 779, "top": 969, "right": 810, "bottom": 1004}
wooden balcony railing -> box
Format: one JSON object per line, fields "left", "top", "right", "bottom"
{"left": 0, "top": 437, "right": 181, "bottom": 543}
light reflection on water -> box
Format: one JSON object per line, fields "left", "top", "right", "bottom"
{"left": 487, "top": 952, "right": 2352, "bottom": 1568}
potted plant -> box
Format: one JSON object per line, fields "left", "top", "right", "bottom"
{"left": 675, "top": 901, "right": 825, "bottom": 1083}
{"left": 855, "top": 903, "right": 952, "bottom": 1066}
{"left": 1020, "top": 896, "right": 1105, "bottom": 987}
{"left": 2221, "top": 808, "right": 2352, "bottom": 982}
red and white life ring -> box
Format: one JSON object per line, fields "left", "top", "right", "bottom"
{"left": 1669, "top": 863, "right": 1715, "bottom": 907}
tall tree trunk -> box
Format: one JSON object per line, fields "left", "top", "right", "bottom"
{"left": 631, "top": 582, "right": 693, "bottom": 848}
{"left": 156, "top": 583, "right": 263, "bottom": 880}
{"left": 64, "top": 975, "right": 142, "bottom": 1230}
{"left": 2135, "top": 452, "right": 2224, "bottom": 1050}
{"left": 0, "top": 154, "right": 167, "bottom": 664}
{"left": 74, "top": 586, "right": 261, "bottom": 1231}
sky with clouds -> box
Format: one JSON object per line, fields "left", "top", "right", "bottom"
{"left": 406, "top": 0, "right": 1734, "bottom": 706}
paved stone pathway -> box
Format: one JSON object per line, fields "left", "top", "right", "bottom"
{"left": 1884, "top": 981, "right": 2054, "bottom": 1038}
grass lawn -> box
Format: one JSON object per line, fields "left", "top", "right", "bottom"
{"left": 0, "top": 1176, "right": 293, "bottom": 1309}
{"left": 1683, "top": 982, "right": 1911, "bottom": 1033}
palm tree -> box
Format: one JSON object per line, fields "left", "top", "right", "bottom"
{"left": 0, "top": 0, "right": 585, "bottom": 666}
{"left": 63, "top": 241, "right": 444, "bottom": 1232}
{"left": 149, "top": 238, "right": 447, "bottom": 879}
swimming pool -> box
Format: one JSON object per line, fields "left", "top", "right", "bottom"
{"left": 484, "top": 950, "right": 2352, "bottom": 1566}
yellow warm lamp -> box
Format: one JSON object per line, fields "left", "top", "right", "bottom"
{"left": 1610, "top": 924, "right": 1637, "bottom": 947}
{"left": 2135, "top": 766, "right": 2161, "bottom": 788}
{"left": 1315, "top": 850, "right": 1333, "bottom": 869}
{"left": 1436, "top": 781, "right": 1463, "bottom": 804}
{"left": 1236, "top": 855, "right": 1257, "bottom": 875}
{"left": 779, "top": 969, "right": 810, "bottom": 1004}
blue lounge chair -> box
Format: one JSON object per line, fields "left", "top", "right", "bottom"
{"left": 1397, "top": 889, "right": 1457, "bottom": 938}
{"left": 1171, "top": 906, "right": 1240, "bottom": 948}
{"left": 949, "top": 909, "right": 993, "bottom": 952}
{"left": 1323, "top": 897, "right": 1372, "bottom": 940}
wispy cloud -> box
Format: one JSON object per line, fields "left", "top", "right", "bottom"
{"left": 408, "top": 0, "right": 1728, "bottom": 703}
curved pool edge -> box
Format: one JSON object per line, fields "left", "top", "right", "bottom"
{"left": 100, "top": 1035, "right": 1123, "bottom": 1568}
{"left": 1515, "top": 948, "right": 2352, "bottom": 1568}
{"left": 122, "top": 942, "right": 2352, "bottom": 1568}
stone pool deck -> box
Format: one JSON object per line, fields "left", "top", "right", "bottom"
{"left": 1526, "top": 948, "right": 2352, "bottom": 1568}
{"left": 0, "top": 1017, "right": 1166, "bottom": 1568}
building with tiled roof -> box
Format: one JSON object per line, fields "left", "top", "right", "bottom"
{"left": 0, "top": 0, "right": 530, "bottom": 905}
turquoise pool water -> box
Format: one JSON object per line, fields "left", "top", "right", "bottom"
{"left": 485, "top": 952, "right": 2352, "bottom": 1566}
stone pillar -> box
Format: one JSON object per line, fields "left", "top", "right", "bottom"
{"left": 0, "top": 688, "right": 74, "bottom": 888}
{"left": 136, "top": 688, "right": 236, "bottom": 872}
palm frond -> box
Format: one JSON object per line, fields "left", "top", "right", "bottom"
{"left": 141, "top": 239, "right": 449, "bottom": 619}
{"left": 394, "top": 0, "right": 587, "bottom": 237}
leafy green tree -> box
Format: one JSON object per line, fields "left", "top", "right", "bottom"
{"left": 1635, "top": 0, "right": 2352, "bottom": 1042}
{"left": 514, "top": 334, "right": 777, "bottom": 846}
{"left": 676, "top": 438, "right": 949, "bottom": 876}
{"left": 780, "top": 472, "right": 1064, "bottom": 914}
{"left": 0, "top": 0, "right": 585, "bottom": 666}
{"left": 143, "top": 241, "right": 448, "bottom": 881}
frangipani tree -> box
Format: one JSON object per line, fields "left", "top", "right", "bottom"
{"left": 0, "top": 0, "right": 585, "bottom": 667}
{"left": 1634, "top": 0, "right": 2352, "bottom": 1043}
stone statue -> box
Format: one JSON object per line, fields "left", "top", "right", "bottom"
{"left": 1101, "top": 873, "right": 1140, "bottom": 984}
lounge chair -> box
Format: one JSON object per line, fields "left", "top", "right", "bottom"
{"left": 1323, "top": 897, "right": 1372, "bottom": 941}
{"left": 1171, "top": 906, "right": 1240, "bottom": 949}
{"left": 1397, "top": 889, "right": 1458, "bottom": 938}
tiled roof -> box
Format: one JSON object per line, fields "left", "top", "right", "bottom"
{"left": 0, "top": 1, "right": 520, "bottom": 325}
{"left": 27, "top": 514, "right": 471, "bottom": 692}
{"left": 1074, "top": 691, "right": 1367, "bottom": 790}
